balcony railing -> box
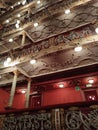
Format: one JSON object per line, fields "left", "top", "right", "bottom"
{"left": 0, "top": 101, "right": 98, "bottom": 130}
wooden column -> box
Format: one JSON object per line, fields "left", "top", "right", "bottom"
{"left": 25, "top": 79, "right": 31, "bottom": 108}
{"left": 21, "top": 32, "right": 26, "bottom": 47}
{"left": 8, "top": 70, "right": 18, "bottom": 108}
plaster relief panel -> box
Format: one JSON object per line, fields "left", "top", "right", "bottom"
{"left": 17, "top": 42, "right": 98, "bottom": 77}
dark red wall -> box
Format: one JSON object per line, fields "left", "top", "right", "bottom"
{"left": 13, "top": 93, "right": 26, "bottom": 109}
{"left": 42, "top": 87, "right": 83, "bottom": 106}
{"left": 0, "top": 87, "right": 83, "bottom": 111}
{"left": 0, "top": 89, "right": 9, "bottom": 111}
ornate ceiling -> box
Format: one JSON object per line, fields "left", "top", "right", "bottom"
{"left": 0, "top": 0, "right": 98, "bottom": 86}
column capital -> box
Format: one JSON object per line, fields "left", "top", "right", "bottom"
{"left": 22, "top": 31, "right": 26, "bottom": 36}
{"left": 27, "top": 78, "right": 32, "bottom": 82}
{"left": 13, "top": 69, "right": 19, "bottom": 76}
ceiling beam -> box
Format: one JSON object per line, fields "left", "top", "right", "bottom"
{"left": 1, "top": 0, "right": 91, "bottom": 38}
{"left": 17, "top": 66, "right": 30, "bottom": 77}
{"left": 0, "top": 76, "right": 25, "bottom": 86}
{"left": 0, "top": 33, "right": 98, "bottom": 69}
{"left": 0, "top": 67, "right": 17, "bottom": 74}
{"left": 21, "top": 32, "right": 26, "bottom": 47}
{"left": 25, "top": 31, "right": 34, "bottom": 43}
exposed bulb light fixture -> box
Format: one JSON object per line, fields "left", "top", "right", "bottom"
{"left": 34, "top": 22, "right": 38, "bottom": 27}
{"left": 59, "top": 83, "right": 64, "bottom": 88}
{"left": 15, "top": 23, "right": 20, "bottom": 28}
{"left": 30, "top": 59, "right": 36, "bottom": 64}
{"left": 22, "top": 0, "right": 26, "bottom": 5}
{"left": 17, "top": 20, "right": 20, "bottom": 24}
{"left": 65, "top": 9, "right": 71, "bottom": 14}
{"left": 86, "top": 84, "right": 92, "bottom": 87}
{"left": 58, "top": 82, "right": 65, "bottom": 88}
{"left": 18, "top": 2, "right": 21, "bottom": 5}
{"left": 74, "top": 46, "right": 82, "bottom": 52}
{"left": 21, "top": 90, "right": 26, "bottom": 94}
{"left": 95, "top": 27, "right": 98, "bottom": 34}
{"left": 89, "top": 95, "right": 95, "bottom": 100}
{"left": 4, "top": 61, "right": 9, "bottom": 67}
{"left": 11, "top": 6, "right": 14, "bottom": 9}
{"left": 88, "top": 79, "right": 94, "bottom": 84}
{"left": 17, "top": 14, "right": 21, "bottom": 17}
{"left": 9, "top": 38, "right": 13, "bottom": 42}
{"left": 37, "top": 0, "right": 41, "bottom": 4}
{"left": 7, "top": 57, "right": 11, "bottom": 63}
{"left": 6, "top": 19, "right": 9, "bottom": 23}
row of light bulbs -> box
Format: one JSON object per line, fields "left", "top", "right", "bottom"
{"left": 10, "top": 0, "right": 41, "bottom": 10}
{"left": 6, "top": 8, "right": 72, "bottom": 44}
{"left": 5, "top": 0, "right": 41, "bottom": 30}
{"left": 58, "top": 79, "right": 94, "bottom": 88}
{"left": 6, "top": 6, "right": 98, "bottom": 44}
{"left": 4, "top": 2, "right": 98, "bottom": 67}
{"left": 6, "top": 8, "right": 70, "bottom": 24}
{"left": 3, "top": 45, "right": 82, "bottom": 68}
{"left": 4, "top": 57, "right": 36, "bottom": 67}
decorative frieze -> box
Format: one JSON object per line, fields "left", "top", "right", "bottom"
{"left": 12, "top": 25, "right": 94, "bottom": 61}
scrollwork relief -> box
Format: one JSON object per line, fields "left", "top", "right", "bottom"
{"left": 65, "top": 109, "right": 98, "bottom": 130}
{"left": 1, "top": 112, "right": 52, "bottom": 130}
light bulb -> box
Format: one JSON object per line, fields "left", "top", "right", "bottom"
{"left": 11, "top": 6, "right": 14, "bottom": 9}
{"left": 37, "top": 0, "right": 41, "bottom": 4}
{"left": 6, "top": 19, "right": 9, "bottom": 23}
{"left": 74, "top": 46, "right": 82, "bottom": 52}
{"left": 30, "top": 59, "right": 36, "bottom": 64}
{"left": 7, "top": 57, "right": 11, "bottom": 63}
{"left": 17, "top": 20, "right": 20, "bottom": 24}
{"left": 34, "top": 22, "right": 38, "bottom": 27}
{"left": 22, "top": 0, "right": 26, "bottom": 5}
{"left": 4, "top": 61, "right": 9, "bottom": 67}
{"left": 18, "top": 2, "right": 21, "bottom": 5}
{"left": 95, "top": 27, "right": 98, "bottom": 34}
{"left": 88, "top": 79, "right": 94, "bottom": 84}
{"left": 9, "top": 38, "right": 13, "bottom": 42}
{"left": 21, "top": 90, "right": 26, "bottom": 94}
{"left": 65, "top": 9, "right": 70, "bottom": 14}
{"left": 58, "top": 83, "right": 65, "bottom": 88}
{"left": 15, "top": 23, "right": 20, "bottom": 28}
{"left": 17, "top": 14, "right": 21, "bottom": 17}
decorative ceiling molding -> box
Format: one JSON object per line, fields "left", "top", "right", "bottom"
{"left": 0, "top": 76, "right": 25, "bottom": 86}
{"left": 0, "top": 24, "right": 96, "bottom": 67}
{"left": 0, "top": 0, "right": 92, "bottom": 38}
{"left": 0, "top": 66, "right": 17, "bottom": 74}
{"left": 17, "top": 41, "right": 98, "bottom": 77}
{"left": 0, "top": 0, "right": 91, "bottom": 22}
{"left": 0, "top": 0, "right": 98, "bottom": 87}
{"left": 16, "top": 66, "right": 30, "bottom": 77}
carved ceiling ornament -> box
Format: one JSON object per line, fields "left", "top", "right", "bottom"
{"left": 0, "top": 0, "right": 98, "bottom": 85}
{"left": 0, "top": 24, "right": 94, "bottom": 66}
{"left": 0, "top": 0, "right": 95, "bottom": 38}
{"left": 17, "top": 41, "right": 98, "bottom": 77}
